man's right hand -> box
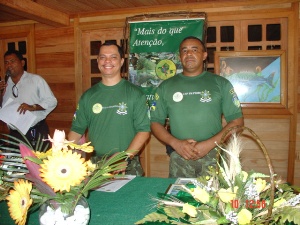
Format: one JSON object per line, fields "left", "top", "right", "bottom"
{"left": 172, "top": 139, "right": 198, "bottom": 160}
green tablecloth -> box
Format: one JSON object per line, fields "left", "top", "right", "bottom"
{"left": 0, "top": 177, "right": 175, "bottom": 225}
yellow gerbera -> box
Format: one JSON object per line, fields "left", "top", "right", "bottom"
{"left": 6, "top": 180, "right": 32, "bottom": 225}
{"left": 40, "top": 150, "right": 88, "bottom": 192}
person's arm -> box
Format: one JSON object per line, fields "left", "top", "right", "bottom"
{"left": 151, "top": 122, "right": 198, "bottom": 160}
{"left": 37, "top": 77, "right": 58, "bottom": 111}
{"left": 125, "top": 131, "right": 150, "bottom": 157}
{"left": 17, "top": 103, "right": 45, "bottom": 114}
{"left": 194, "top": 117, "right": 244, "bottom": 158}
{"left": 68, "top": 131, "right": 83, "bottom": 144}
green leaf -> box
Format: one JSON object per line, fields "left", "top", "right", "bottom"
{"left": 275, "top": 207, "right": 300, "bottom": 225}
{"left": 216, "top": 216, "right": 230, "bottom": 224}
{"left": 249, "top": 172, "right": 270, "bottom": 179}
{"left": 24, "top": 156, "right": 43, "bottom": 164}
{"left": 135, "top": 212, "right": 169, "bottom": 224}
{"left": 208, "top": 209, "right": 221, "bottom": 219}
{"left": 164, "top": 206, "right": 185, "bottom": 218}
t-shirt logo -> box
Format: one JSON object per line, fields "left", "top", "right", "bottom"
{"left": 173, "top": 92, "right": 183, "bottom": 102}
{"left": 230, "top": 88, "right": 241, "bottom": 107}
{"left": 117, "top": 102, "right": 128, "bottom": 115}
{"left": 93, "top": 103, "right": 103, "bottom": 114}
{"left": 200, "top": 90, "right": 212, "bottom": 102}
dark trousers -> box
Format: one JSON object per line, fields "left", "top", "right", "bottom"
{"left": 9, "top": 119, "right": 51, "bottom": 151}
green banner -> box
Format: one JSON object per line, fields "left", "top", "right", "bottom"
{"left": 128, "top": 19, "right": 206, "bottom": 111}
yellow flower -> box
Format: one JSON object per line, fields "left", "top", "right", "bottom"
{"left": 85, "top": 160, "right": 96, "bottom": 173}
{"left": 40, "top": 150, "right": 88, "bottom": 192}
{"left": 6, "top": 180, "right": 33, "bottom": 225}
{"left": 34, "top": 149, "right": 52, "bottom": 159}
{"left": 241, "top": 171, "right": 248, "bottom": 182}
{"left": 274, "top": 198, "right": 286, "bottom": 207}
{"left": 218, "top": 186, "right": 238, "bottom": 203}
{"left": 254, "top": 178, "right": 267, "bottom": 193}
{"left": 192, "top": 186, "right": 210, "bottom": 203}
{"left": 182, "top": 203, "right": 197, "bottom": 217}
{"left": 68, "top": 142, "right": 94, "bottom": 153}
{"left": 237, "top": 209, "right": 252, "bottom": 224}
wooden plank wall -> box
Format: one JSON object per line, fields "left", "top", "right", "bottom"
{"left": 34, "top": 24, "right": 75, "bottom": 134}
{"left": 0, "top": 1, "right": 299, "bottom": 184}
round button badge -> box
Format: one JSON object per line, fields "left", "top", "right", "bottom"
{"left": 93, "top": 103, "right": 102, "bottom": 114}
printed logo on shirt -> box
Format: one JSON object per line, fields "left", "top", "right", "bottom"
{"left": 230, "top": 88, "right": 241, "bottom": 107}
{"left": 73, "top": 104, "right": 79, "bottom": 120}
{"left": 155, "top": 93, "right": 159, "bottom": 101}
{"left": 173, "top": 92, "right": 183, "bottom": 102}
{"left": 93, "top": 103, "right": 103, "bottom": 114}
{"left": 73, "top": 111, "right": 77, "bottom": 121}
{"left": 116, "top": 102, "right": 128, "bottom": 115}
{"left": 200, "top": 90, "right": 211, "bottom": 102}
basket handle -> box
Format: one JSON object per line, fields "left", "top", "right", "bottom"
{"left": 220, "top": 125, "right": 275, "bottom": 223}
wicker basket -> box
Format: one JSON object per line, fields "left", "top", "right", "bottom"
{"left": 220, "top": 126, "right": 275, "bottom": 225}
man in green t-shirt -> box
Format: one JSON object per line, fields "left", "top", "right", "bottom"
{"left": 151, "top": 36, "right": 244, "bottom": 178}
{"left": 68, "top": 42, "right": 150, "bottom": 176}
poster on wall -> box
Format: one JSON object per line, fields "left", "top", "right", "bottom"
{"left": 125, "top": 12, "right": 206, "bottom": 111}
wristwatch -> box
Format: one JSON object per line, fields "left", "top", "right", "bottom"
{"left": 32, "top": 104, "right": 37, "bottom": 110}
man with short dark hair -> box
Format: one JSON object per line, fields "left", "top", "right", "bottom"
{"left": 68, "top": 42, "right": 150, "bottom": 176}
{"left": 1, "top": 50, "right": 57, "bottom": 149}
{"left": 151, "top": 36, "right": 244, "bottom": 178}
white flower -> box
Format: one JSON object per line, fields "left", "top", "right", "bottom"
{"left": 46, "top": 129, "right": 72, "bottom": 153}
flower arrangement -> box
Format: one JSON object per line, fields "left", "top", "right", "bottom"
{"left": 0, "top": 129, "right": 130, "bottom": 225}
{"left": 135, "top": 127, "right": 300, "bottom": 225}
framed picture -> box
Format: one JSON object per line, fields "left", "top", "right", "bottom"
{"left": 175, "top": 178, "right": 197, "bottom": 185}
{"left": 214, "top": 50, "right": 287, "bottom": 109}
{"left": 166, "top": 184, "right": 184, "bottom": 195}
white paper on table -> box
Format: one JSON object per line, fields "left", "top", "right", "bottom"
{"left": 0, "top": 98, "right": 37, "bottom": 135}
{"left": 95, "top": 175, "right": 136, "bottom": 192}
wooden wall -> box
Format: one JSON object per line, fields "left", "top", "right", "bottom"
{"left": 0, "top": 0, "right": 299, "bottom": 185}
{"left": 34, "top": 24, "right": 76, "bottom": 133}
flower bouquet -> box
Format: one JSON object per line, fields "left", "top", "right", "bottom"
{"left": 135, "top": 126, "right": 300, "bottom": 225}
{"left": 0, "top": 129, "right": 130, "bottom": 225}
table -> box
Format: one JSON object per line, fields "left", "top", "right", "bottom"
{"left": 0, "top": 177, "right": 175, "bottom": 225}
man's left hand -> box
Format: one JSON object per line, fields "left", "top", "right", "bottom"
{"left": 17, "top": 103, "right": 35, "bottom": 114}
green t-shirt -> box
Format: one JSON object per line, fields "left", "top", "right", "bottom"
{"left": 151, "top": 71, "right": 243, "bottom": 141}
{"left": 71, "top": 79, "right": 150, "bottom": 155}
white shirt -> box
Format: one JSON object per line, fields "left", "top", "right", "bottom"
{"left": 2, "top": 71, "right": 57, "bottom": 126}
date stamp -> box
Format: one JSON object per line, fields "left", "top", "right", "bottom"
{"left": 231, "top": 199, "right": 266, "bottom": 209}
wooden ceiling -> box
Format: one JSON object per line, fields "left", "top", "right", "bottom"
{"left": 0, "top": 0, "right": 239, "bottom": 27}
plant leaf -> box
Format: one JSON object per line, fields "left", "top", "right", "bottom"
{"left": 274, "top": 207, "right": 300, "bottom": 225}
{"left": 134, "top": 212, "right": 169, "bottom": 224}
{"left": 164, "top": 206, "right": 185, "bottom": 218}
